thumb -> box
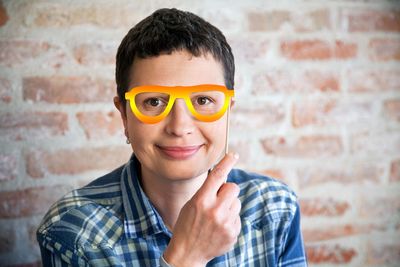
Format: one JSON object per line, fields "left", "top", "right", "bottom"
{"left": 199, "top": 152, "right": 239, "bottom": 195}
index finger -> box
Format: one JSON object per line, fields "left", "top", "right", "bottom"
{"left": 200, "top": 152, "right": 239, "bottom": 194}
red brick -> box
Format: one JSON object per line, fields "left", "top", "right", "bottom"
{"left": 292, "top": 99, "right": 372, "bottom": 127}
{"left": 25, "top": 150, "right": 45, "bottom": 178}
{"left": 0, "top": 152, "right": 17, "bottom": 181}
{"left": 73, "top": 42, "right": 117, "bottom": 65}
{"left": 281, "top": 40, "right": 331, "bottom": 60}
{"left": 297, "top": 163, "right": 384, "bottom": 188}
{"left": 348, "top": 68, "right": 400, "bottom": 92}
{"left": 230, "top": 104, "right": 285, "bottom": 131}
{"left": 76, "top": 111, "right": 124, "bottom": 139}
{"left": 292, "top": 99, "right": 336, "bottom": 127}
{"left": 0, "top": 185, "right": 71, "bottom": 218}
{"left": 228, "top": 140, "right": 252, "bottom": 166}
{"left": 252, "top": 69, "right": 339, "bottom": 94}
{"left": 0, "top": 224, "right": 15, "bottom": 253}
{"left": 75, "top": 175, "right": 100, "bottom": 188}
{"left": 359, "top": 195, "right": 400, "bottom": 219}
{"left": 196, "top": 9, "right": 244, "bottom": 33}
{"left": 23, "top": 76, "right": 115, "bottom": 104}
{"left": 228, "top": 36, "right": 269, "bottom": 62}
{"left": 260, "top": 169, "right": 284, "bottom": 180}
{"left": 350, "top": 131, "right": 400, "bottom": 155}
{"left": 25, "top": 146, "right": 132, "bottom": 176}
{"left": 0, "top": 1, "right": 8, "bottom": 27}
{"left": 341, "top": 8, "right": 400, "bottom": 32}
{"left": 248, "top": 9, "right": 331, "bottom": 32}
{"left": 259, "top": 169, "right": 292, "bottom": 186}
{"left": 306, "top": 9, "right": 332, "bottom": 32}
{"left": 248, "top": 10, "right": 290, "bottom": 31}
{"left": 261, "top": 135, "right": 343, "bottom": 158}
{"left": 302, "top": 70, "right": 340, "bottom": 92}
{"left": 0, "top": 77, "right": 12, "bottom": 103}
{"left": 233, "top": 71, "right": 245, "bottom": 93}
{"left": 390, "top": 159, "right": 400, "bottom": 182}
{"left": 369, "top": 39, "right": 400, "bottom": 61}
{"left": 303, "top": 224, "right": 378, "bottom": 242}
{"left": 300, "top": 198, "right": 350, "bottom": 217}
{"left": 384, "top": 99, "right": 400, "bottom": 122}
{"left": 334, "top": 40, "right": 357, "bottom": 59}
{"left": 30, "top": 3, "right": 145, "bottom": 28}
{"left": 0, "top": 40, "right": 61, "bottom": 67}
{"left": 0, "top": 112, "right": 68, "bottom": 141}
{"left": 280, "top": 40, "right": 356, "bottom": 60}
{"left": 306, "top": 244, "right": 357, "bottom": 264}
{"left": 366, "top": 241, "right": 400, "bottom": 265}
{"left": 27, "top": 219, "right": 41, "bottom": 248}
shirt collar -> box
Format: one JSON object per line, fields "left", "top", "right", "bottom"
{"left": 121, "top": 154, "right": 171, "bottom": 239}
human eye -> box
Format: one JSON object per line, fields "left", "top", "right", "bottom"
{"left": 144, "top": 97, "right": 166, "bottom": 107}
{"left": 135, "top": 93, "right": 169, "bottom": 115}
{"left": 139, "top": 92, "right": 169, "bottom": 108}
{"left": 193, "top": 95, "right": 215, "bottom": 106}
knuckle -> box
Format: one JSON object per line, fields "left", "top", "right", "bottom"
{"left": 235, "top": 198, "right": 242, "bottom": 213}
{"left": 209, "top": 208, "right": 223, "bottom": 223}
{"left": 225, "top": 183, "right": 240, "bottom": 196}
{"left": 193, "top": 197, "right": 208, "bottom": 211}
{"left": 225, "top": 228, "right": 239, "bottom": 244}
{"left": 211, "top": 166, "right": 226, "bottom": 180}
{"left": 236, "top": 219, "right": 242, "bottom": 234}
{"left": 232, "top": 184, "right": 241, "bottom": 196}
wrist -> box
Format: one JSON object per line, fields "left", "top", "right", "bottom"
{"left": 163, "top": 244, "right": 206, "bottom": 267}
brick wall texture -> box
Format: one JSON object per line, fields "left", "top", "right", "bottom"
{"left": 0, "top": 0, "right": 399, "bottom": 266}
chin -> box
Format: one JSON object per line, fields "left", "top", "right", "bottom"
{"left": 161, "top": 161, "right": 209, "bottom": 180}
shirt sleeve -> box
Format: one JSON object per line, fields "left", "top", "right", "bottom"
{"left": 40, "top": 245, "right": 72, "bottom": 267}
{"left": 278, "top": 202, "right": 308, "bottom": 267}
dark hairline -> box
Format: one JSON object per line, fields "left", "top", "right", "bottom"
{"left": 115, "top": 8, "right": 235, "bottom": 112}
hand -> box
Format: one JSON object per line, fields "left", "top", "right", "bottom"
{"left": 163, "top": 152, "right": 241, "bottom": 267}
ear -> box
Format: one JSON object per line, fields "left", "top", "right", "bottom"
{"left": 114, "top": 96, "right": 128, "bottom": 129}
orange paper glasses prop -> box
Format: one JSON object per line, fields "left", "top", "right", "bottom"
{"left": 125, "top": 84, "right": 234, "bottom": 124}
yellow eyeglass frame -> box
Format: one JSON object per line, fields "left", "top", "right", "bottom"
{"left": 125, "top": 84, "right": 234, "bottom": 124}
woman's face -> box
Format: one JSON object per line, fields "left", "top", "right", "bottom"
{"left": 117, "top": 50, "right": 230, "bottom": 181}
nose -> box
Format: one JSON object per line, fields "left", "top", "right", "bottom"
{"left": 164, "top": 99, "right": 195, "bottom": 137}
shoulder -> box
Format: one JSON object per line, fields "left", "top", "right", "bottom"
{"left": 228, "top": 168, "right": 299, "bottom": 226}
{"left": 37, "top": 164, "right": 126, "bottom": 255}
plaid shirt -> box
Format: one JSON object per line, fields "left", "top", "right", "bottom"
{"left": 37, "top": 154, "right": 307, "bottom": 266}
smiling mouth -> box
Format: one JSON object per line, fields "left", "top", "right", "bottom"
{"left": 156, "top": 145, "right": 202, "bottom": 160}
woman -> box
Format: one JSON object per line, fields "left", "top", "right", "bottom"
{"left": 37, "top": 8, "right": 307, "bottom": 267}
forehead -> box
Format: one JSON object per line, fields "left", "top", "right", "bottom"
{"left": 129, "top": 50, "right": 225, "bottom": 88}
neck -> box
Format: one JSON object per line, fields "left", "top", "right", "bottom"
{"left": 139, "top": 165, "right": 207, "bottom": 231}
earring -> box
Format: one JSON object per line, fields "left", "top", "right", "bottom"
{"left": 124, "top": 128, "right": 130, "bottom": 144}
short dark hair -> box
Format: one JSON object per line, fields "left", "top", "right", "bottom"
{"left": 115, "top": 8, "right": 235, "bottom": 110}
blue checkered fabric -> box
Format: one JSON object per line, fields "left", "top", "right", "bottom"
{"left": 37, "top": 154, "right": 307, "bottom": 266}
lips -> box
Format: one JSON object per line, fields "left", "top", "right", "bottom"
{"left": 157, "top": 145, "right": 202, "bottom": 160}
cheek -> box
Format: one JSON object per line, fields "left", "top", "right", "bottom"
{"left": 129, "top": 125, "right": 156, "bottom": 144}
{"left": 126, "top": 113, "right": 157, "bottom": 148}
{"left": 201, "top": 119, "right": 227, "bottom": 148}
{"left": 128, "top": 125, "right": 160, "bottom": 165}
{"left": 201, "top": 121, "right": 227, "bottom": 167}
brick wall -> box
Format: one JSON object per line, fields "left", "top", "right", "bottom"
{"left": 0, "top": 0, "right": 399, "bottom": 266}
